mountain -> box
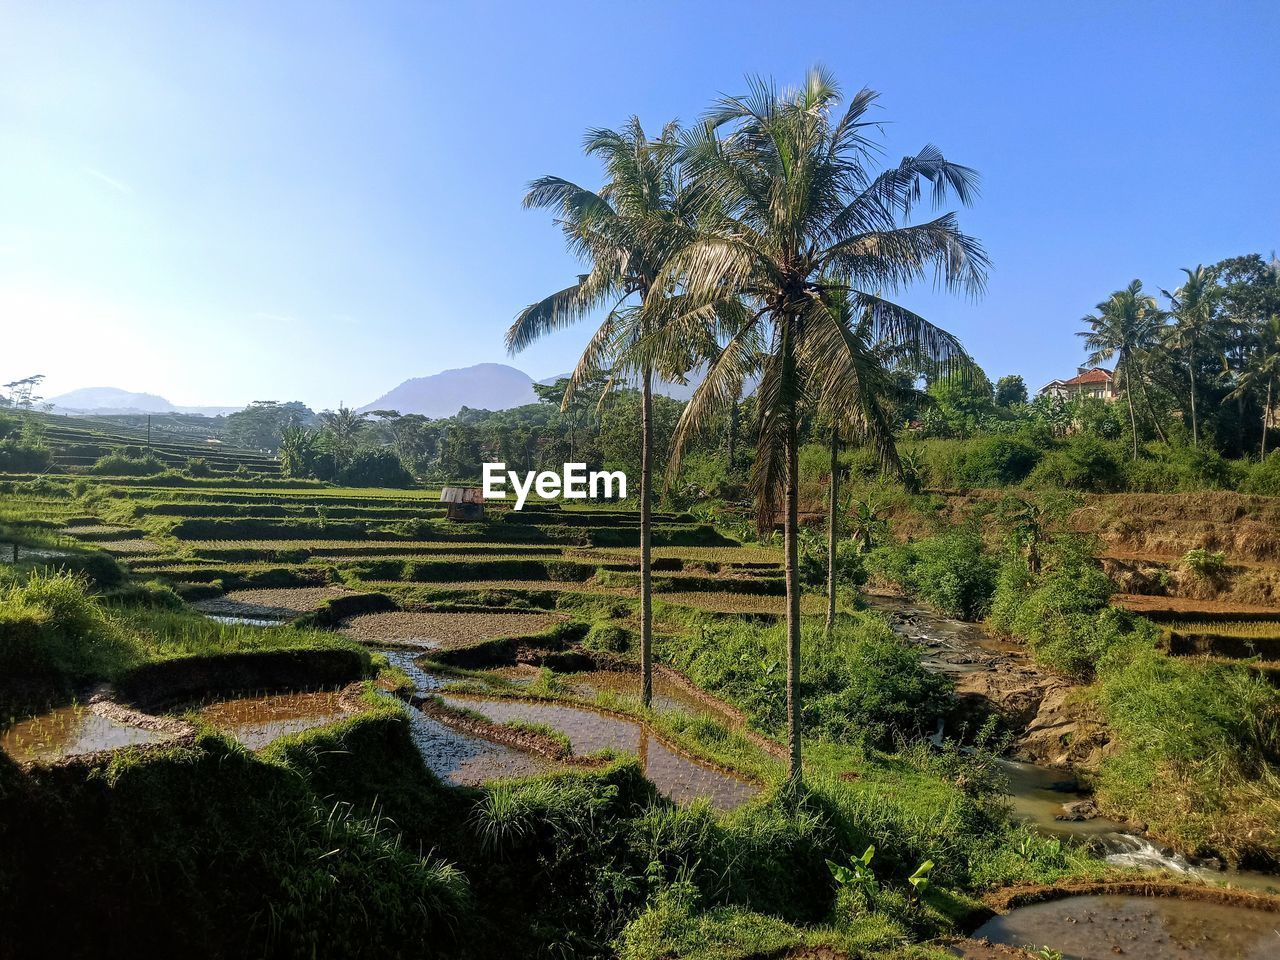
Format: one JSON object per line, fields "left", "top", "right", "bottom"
{"left": 537, "top": 370, "right": 705, "bottom": 402}
{"left": 46, "top": 387, "right": 238, "bottom": 417}
{"left": 359, "top": 363, "right": 538, "bottom": 417}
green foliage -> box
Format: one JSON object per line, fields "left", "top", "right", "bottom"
{"left": 660, "top": 616, "right": 951, "bottom": 747}
{"left": 583, "top": 621, "right": 634, "bottom": 654}
{"left": 1182, "top": 547, "right": 1228, "bottom": 577}
{"left": 868, "top": 531, "right": 997, "bottom": 620}
{"left": 1241, "top": 450, "right": 1280, "bottom": 495}
{"left": 1126, "top": 442, "right": 1241, "bottom": 492}
{"left": 337, "top": 448, "right": 413, "bottom": 487}
{"left": 1027, "top": 434, "right": 1128, "bottom": 492}
{"left": 927, "top": 434, "right": 1043, "bottom": 488}
{"left": 90, "top": 450, "right": 167, "bottom": 476}
{"left": 0, "top": 570, "right": 138, "bottom": 684}
{"left": 0, "top": 438, "right": 53, "bottom": 473}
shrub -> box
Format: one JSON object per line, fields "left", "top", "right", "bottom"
{"left": 338, "top": 449, "right": 413, "bottom": 488}
{"left": 582, "top": 622, "right": 633, "bottom": 654}
{"left": 867, "top": 530, "right": 997, "bottom": 620}
{"left": 183, "top": 457, "right": 213, "bottom": 478}
{"left": 1127, "top": 442, "right": 1241, "bottom": 492}
{"left": 1241, "top": 451, "right": 1280, "bottom": 496}
{"left": 1182, "top": 548, "right": 1228, "bottom": 577}
{"left": 1027, "top": 434, "right": 1127, "bottom": 492}
{"left": 90, "top": 450, "right": 166, "bottom": 476}
{"left": 660, "top": 615, "right": 951, "bottom": 747}
{"left": 930, "top": 435, "right": 1043, "bottom": 488}
{"left": 0, "top": 439, "right": 53, "bottom": 473}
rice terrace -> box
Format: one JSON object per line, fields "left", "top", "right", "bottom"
{"left": 3, "top": 4, "right": 1280, "bottom": 959}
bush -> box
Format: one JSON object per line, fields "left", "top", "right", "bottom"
{"left": 90, "top": 450, "right": 167, "bottom": 476}
{"left": 338, "top": 449, "right": 413, "bottom": 488}
{"left": 928, "top": 435, "right": 1043, "bottom": 488}
{"left": 183, "top": 457, "right": 213, "bottom": 478}
{"left": 0, "top": 439, "right": 53, "bottom": 473}
{"left": 1241, "top": 451, "right": 1280, "bottom": 496}
{"left": 1126, "top": 442, "right": 1241, "bottom": 492}
{"left": 582, "top": 622, "right": 633, "bottom": 654}
{"left": 661, "top": 615, "right": 952, "bottom": 747}
{"left": 988, "top": 548, "right": 1134, "bottom": 679}
{"left": 1027, "top": 434, "right": 1127, "bottom": 492}
{"left": 867, "top": 530, "right": 997, "bottom": 620}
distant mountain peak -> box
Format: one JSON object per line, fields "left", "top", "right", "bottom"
{"left": 359, "top": 363, "right": 538, "bottom": 417}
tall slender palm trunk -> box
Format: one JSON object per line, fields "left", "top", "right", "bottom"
{"left": 640, "top": 368, "right": 654, "bottom": 708}
{"left": 783, "top": 405, "right": 802, "bottom": 781}
{"left": 1122, "top": 358, "right": 1139, "bottom": 460}
{"left": 1264, "top": 377, "right": 1274, "bottom": 460}
{"left": 1136, "top": 374, "right": 1168, "bottom": 443}
{"left": 1187, "top": 357, "right": 1199, "bottom": 446}
{"left": 825, "top": 426, "right": 839, "bottom": 636}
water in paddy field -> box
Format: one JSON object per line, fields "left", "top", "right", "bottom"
{"left": 440, "top": 694, "right": 759, "bottom": 811}
{"left": 204, "top": 614, "right": 287, "bottom": 627}
{"left": 1, "top": 705, "right": 168, "bottom": 761}
{"left": 377, "top": 649, "right": 553, "bottom": 784}
{"left": 197, "top": 691, "right": 353, "bottom": 749}
{"left": 971, "top": 895, "right": 1280, "bottom": 959}
{"left": 382, "top": 650, "right": 757, "bottom": 808}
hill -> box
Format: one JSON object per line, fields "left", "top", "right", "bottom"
{"left": 359, "top": 363, "right": 538, "bottom": 417}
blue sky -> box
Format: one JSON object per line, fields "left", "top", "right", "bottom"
{"left": 2, "top": 1, "right": 1277, "bottom": 410}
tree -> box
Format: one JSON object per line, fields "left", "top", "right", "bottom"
{"left": 665, "top": 71, "right": 986, "bottom": 778}
{"left": 994, "top": 374, "right": 1027, "bottom": 408}
{"left": 2, "top": 375, "right": 45, "bottom": 411}
{"left": 1226, "top": 313, "right": 1280, "bottom": 458}
{"left": 224, "top": 400, "right": 313, "bottom": 451}
{"left": 318, "top": 406, "right": 367, "bottom": 469}
{"left": 1163, "top": 266, "right": 1226, "bottom": 446}
{"left": 508, "top": 119, "right": 698, "bottom": 709}
{"left": 1078, "top": 280, "right": 1167, "bottom": 458}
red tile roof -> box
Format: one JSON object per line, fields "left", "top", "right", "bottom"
{"left": 1060, "top": 368, "right": 1113, "bottom": 386}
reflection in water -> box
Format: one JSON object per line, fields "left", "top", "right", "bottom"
{"left": 198, "top": 691, "right": 352, "bottom": 749}
{"left": 205, "top": 614, "right": 286, "bottom": 627}
{"left": 1, "top": 706, "right": 167, "bottom": 761}
{"left": 440, "top": 695, "right": 758, "bottom": 811}
{"left": 973, "top": 895, "right": 1280, "bottom": 960}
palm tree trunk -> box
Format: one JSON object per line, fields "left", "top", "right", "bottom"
{"left": 640, "top": 367, "right": 654, "bottom": 709}
{"left": 784, "top": 406, "right": 802, "bottom": 781}
{"left": 825, "top": 426, "right": 839, "bottom": 636}
{"left": 727, "top": 397, "right": 740, "bottom": 471}
{"left": 1141, "top": 378, "right": 1172, "bottom": 450}
{"left": 1188, "top": 357, "right": 1199, "bottom": 446}
{"left": 1264, "top": 377, "right": 1273, "bottom": 460}
{"left": 1122, "top": 358, "right": 1139, "bottom": 460}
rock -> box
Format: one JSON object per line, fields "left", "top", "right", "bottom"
{"left": 1055, "top": 799, "right": 1099, "bottom": 821}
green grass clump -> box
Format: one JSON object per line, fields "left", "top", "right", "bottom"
{"left": 867, "top": 530, "right": 997, "bottom": 620}
{"left": 658, "top": 614, "right": 952, "bottom": 748}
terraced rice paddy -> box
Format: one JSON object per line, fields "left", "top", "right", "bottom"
{"left": 196, "top": 690, "right": 356, "bottom": 749}
{"left": 437, "top": 693, "right": 758, "bottom": 810}
{"left": 344, "top": 610, "right": 566, "bottom": 647}
{"left": 194, "top": 586, "right": 354, "bottom": 619}
{"left": 1, "top": 704, "right": 172, "bottom": 761}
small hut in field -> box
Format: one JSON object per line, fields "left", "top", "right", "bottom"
{"left": 440, "top": 486, "right": 485, "bottom": 521}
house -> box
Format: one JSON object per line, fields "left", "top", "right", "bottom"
{"left": 1038, "top": 367, "right": 1120, "bottom": 402}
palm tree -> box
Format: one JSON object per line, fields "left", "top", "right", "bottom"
{"left": 1226, "top": 313, "right": 1280, "bottom": 458}
{"left": 663, "top": 71, "right": 986, "bottom": 778}
{"left": 318, "top": 406, "right": 366, "bottom": 468}
{"left": 1078, "top": 280, "right": 1167, "bottom": 458}
{"left": 507, "top": 119, "right": 697, "bottom": 709}
{"left": 1163, "top": 266, "right": 1225, "bottom": 446}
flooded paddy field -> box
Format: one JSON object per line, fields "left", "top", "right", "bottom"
{"left": 193, "top": 585, "right": 353, "bottom": 619}
{"left": 1, "top": 703, "right": 173, "bottom": 762}
{"left": 195, "top": 689, "right": 357, "bottom": 749}
{"left": 343, "top": 609, "right": 565, "bottom": 647}
{"left": 438, "top": 692, "right": 758, "bottom": 810}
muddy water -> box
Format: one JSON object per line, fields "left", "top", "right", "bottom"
{"left": 865, "top": 593, "right": 1019, "bottom": 674}
{"left": 495, "top": 666, "right": 741, "bottom": 726}
{"left": 973, "top": 895, "right": 1280, "bottom": 959}
{"left": 441, "top": 694, "right": 758, "bottom": 811}
{"left": 1, "top": 706, "right": 168, "bottom": 761}
{"left": 198, "top": 691, "right": 353, "bottom": 749}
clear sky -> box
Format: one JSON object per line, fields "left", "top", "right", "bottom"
{"left": 2, "top": 1, "right": 1277, "bottom": 410}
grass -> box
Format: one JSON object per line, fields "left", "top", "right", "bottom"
{"left": 1162, "top": 618, "right": 1280, "bottom": 639}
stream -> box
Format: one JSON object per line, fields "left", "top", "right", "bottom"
{"left": 863, "top": 594, "right": 1279, "bottom": 891}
